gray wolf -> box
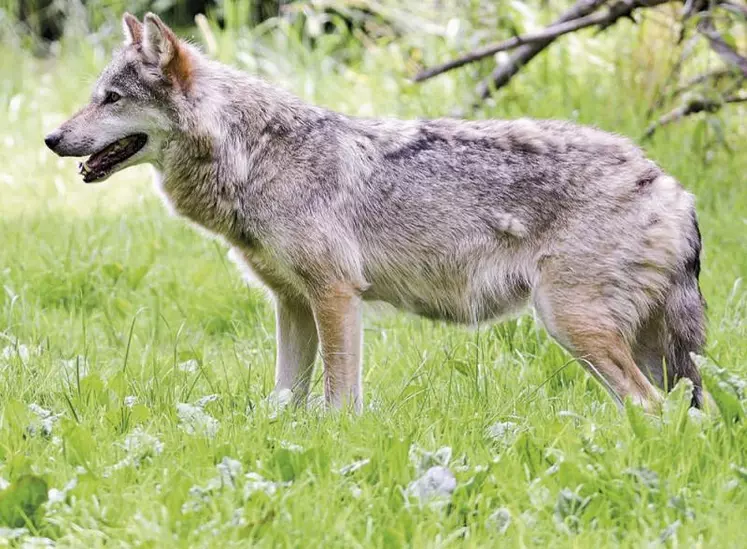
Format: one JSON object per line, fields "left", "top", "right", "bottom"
{"left": 44, "top": 13, "right": 706, "bottom": 412}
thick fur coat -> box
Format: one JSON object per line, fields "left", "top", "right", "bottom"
{"left": 45, "top": 13, "right": 706, "bottom": 412}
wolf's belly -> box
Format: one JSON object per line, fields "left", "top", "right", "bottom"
{"left": 361, "top": 266, "right": 531, "bottom": 324}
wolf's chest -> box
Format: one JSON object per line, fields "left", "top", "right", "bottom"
{"left": 228, "top": 246, "right": 304, "bottom": 299}
{"left": 153, "top": 168, "right": 250, "bottom": 243}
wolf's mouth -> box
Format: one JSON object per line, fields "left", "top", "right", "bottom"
{"left": 78, "top": 133, "right": 147, "bottom": 183}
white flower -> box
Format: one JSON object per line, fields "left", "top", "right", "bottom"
{"left": 486, "top": 421, "right": 520, "bottom": 446}
{"left": 279, "top": 440, "right": 304, "bottom": 453}
{"left": 687, "top": 407, "right": 705, "bottom": 424}
{"left": 21, "top": 537, "right": 55, "bottom": 548}
{"left": 723, "top": 479, "right": 739, "bottom": 492}
{"left": 178, "top": 359, "right": 199, "bottom": 373}
{"left": 105, "top": 429, "right": 164, "bottom": 475}
{"left": 1, "top": 343, "right": 41, "bottom": 364}
{"left": 487, "top": 508, "right": 512, "bottom": 534}
{"left": 124, "top": 396, "right": 137, "bottom": 408}
{"left": 405, "top": 466, "right": 456, "bottom": 507}
{"left": 121, "top": 428, "right": 164, "bottom": 463}
{"left": 27, "top": 404, "right": 62, "bottom": 437}
{"left": 59, "top": 356, "right": 89, "bottom": 379}
{"left": 216, "top": 457, "right": 243, "bottom": 489}
{"left": 231, "top": 509, "right": 247, "bottom": 528}
{"left": 182, "top": 485, "right": 210, "bottom": 514}
{"left": 46, "top": 489, "right": 65, "bottom": 505}
{"left": 0, "top": 527, "right": 29, "bottom": 540}
{"left": 528, "top": 479, "right": 552, "bottom": 508}
{"left": 408, "top": 445, "right": 452, "bottom": 475}
{"left": 177, "top": 402, "right": 219, "bottom": 438}
{"left": 266, "top": 389, "right": 293, "bottom": 420}
{"left": 46, "top": 478, "right": 77, "bottom": 506}
{"left": 181, "top": 458, "right": 271, "bottom": 513}
{"left": 243, "top": 472, "right": 289, "bottom": 500}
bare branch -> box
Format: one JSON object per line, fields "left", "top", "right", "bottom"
{"left": 672, "top": 67, "right": 736, "bottom": 97}
{"left": 717, "top": 1, "right": 747, "bottom": 18}
{"left": 648, "top": 66, "right": 741, "bottom": 119}
{"left": 642, "top": 91, "right": 747, "bottom": 139}
{"left": 697, "top": 17, "right": 747, "bottom": 76}
{"left": 415, "top": 4, "right": 611, "bottom": 82}
{"left": 463, "top": 0, "right": 611, "bottom": 102}
{"left": 415, "top": 0, "right": 674, "bottom": 84}
{"left": 476, "top": 0, "right": 674, "bottom": 100}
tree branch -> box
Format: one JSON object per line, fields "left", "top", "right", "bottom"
{"left": 469, "top": 0, "right": 611, "bottom": 101}
{"left": 415, "top": 0, "right": 674, "bottom": 84}
{"left": 476, "top": 0, "right": 674, "bottom": 100}
{"left": 415, "top": 3, "right": 612, "bottom": 82}
{"left": 642, "top": 91, "right": 747, "bottom": 139}
{"left": 672, "top": 67, "right": 736, "bottom": 97}
{"left": 717, "top": 1, "right": 747, "bottom": 18}
{"left": 697, "top": 17, "right": 747, "bottom": 76}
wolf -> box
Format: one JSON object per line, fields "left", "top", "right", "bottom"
{"left": 45, "top": 13, "right": 707, "bottom": 413}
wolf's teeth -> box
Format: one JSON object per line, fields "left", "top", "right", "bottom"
{"left": 78, "top": 162, "right": 90, "bottom": 175}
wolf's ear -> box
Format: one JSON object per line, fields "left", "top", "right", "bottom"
{"left": 142, "top": 12, "right": 192, "bottom": 88}
{"left": 122, "top": 13, "right": 142, "bottom": 45}
{"left": 143, "top": 13, "right": 177, "bottom": 66}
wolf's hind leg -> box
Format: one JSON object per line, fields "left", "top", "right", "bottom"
{"left": 631, "top": 312, "right": 669, "bottom": 390}
{"left": 274, "top": 297, "right": 319, "bottom": 406}
{"left": 311, "top": 283, "right": 363, "bottom": 413}
{"left": 534, "top": 287, "right": 661, "bottom": 410}
{"left": 632, "top": 294, "right": 706, "bottom": 408}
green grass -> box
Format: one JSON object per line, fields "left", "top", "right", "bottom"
{"left": 1, "top": 13, "right": 746, "bottom": 548}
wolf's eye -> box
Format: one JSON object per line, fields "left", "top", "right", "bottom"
{"left": 103, "top": 91, "right": 121, "bottom": 105}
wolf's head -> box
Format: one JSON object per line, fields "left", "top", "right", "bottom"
{"left": 44, "top": 13, "right": 193, "bottom": 183}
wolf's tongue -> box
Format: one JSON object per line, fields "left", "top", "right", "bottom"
{"left": 85, "top": 139, "right": 127, "bottom": 170}
{"left": 78, "top": 134, "right": 148, "bottom": 182}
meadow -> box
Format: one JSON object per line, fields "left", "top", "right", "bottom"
{"left": 0, "top": 4, "right": 745, "bottom": 547}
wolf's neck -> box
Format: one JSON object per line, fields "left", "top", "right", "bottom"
{"left": 157, "top": 57, "right": 324, "bottom": 242}
{"left": 183, "top": 57, "right": 318, "bottom": 147}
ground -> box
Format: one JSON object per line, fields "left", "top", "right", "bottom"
{"left": 0, "top": 18, "right": 745, "bottom": 548}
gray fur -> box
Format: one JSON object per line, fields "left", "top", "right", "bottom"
{"left": 45, "top": 13, "right": 706, "bottom": 412}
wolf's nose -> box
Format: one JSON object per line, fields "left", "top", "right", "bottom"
{"left": 44, "top": 130, "right": 62, "bottom": 151}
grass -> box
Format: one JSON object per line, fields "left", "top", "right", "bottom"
{"left": 0, "top": 9, "right": 746, "bottom": 548}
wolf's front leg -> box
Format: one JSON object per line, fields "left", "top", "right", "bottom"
{"left": 312, "top": 284, "right": 363, "bottom": 413}
{"left": 274, "top": 298, "right": 319, "bottom": 406}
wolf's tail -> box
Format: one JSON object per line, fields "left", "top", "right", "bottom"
{"left": 663, "top": 210, "right": 707, "bottom": 407}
